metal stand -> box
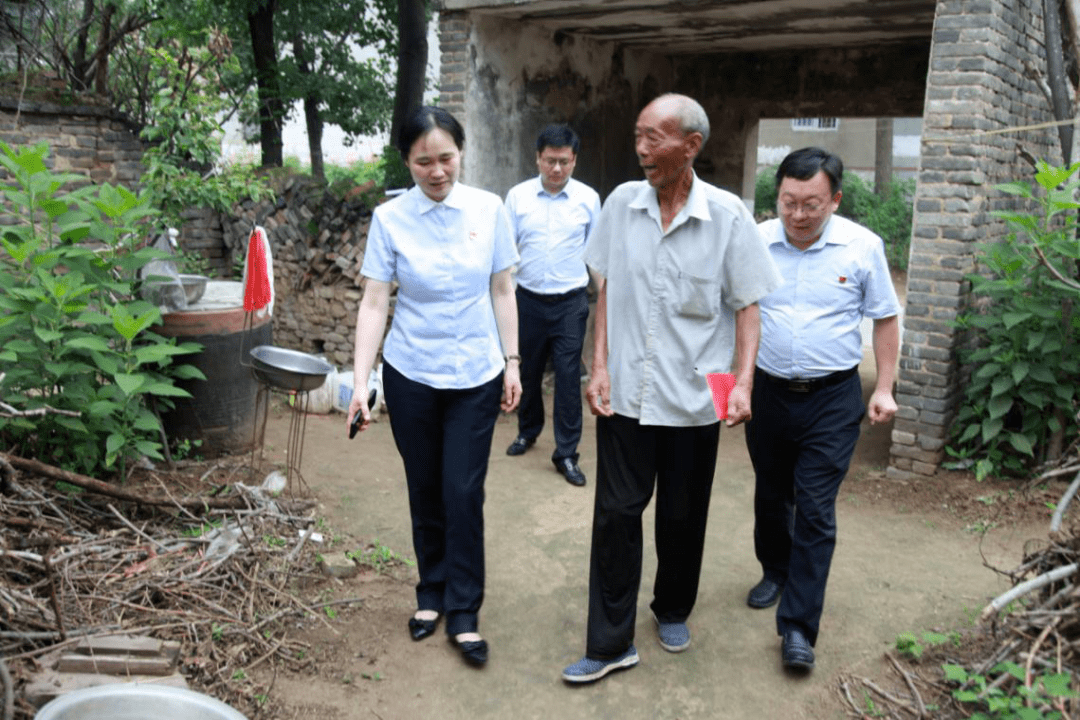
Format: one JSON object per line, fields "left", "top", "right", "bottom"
{"left": 249, "top": 382, "right": 312, "bottom": 494}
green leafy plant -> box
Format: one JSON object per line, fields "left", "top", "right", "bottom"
{"left": 346, "top": 539, "right": 415, "bottom": 574}
{"left": 947, "top": 161, "right": 1080, "bottom": 481}
{"left": 0, "top": 141, "right": 205, "bottom": 481}
{"left": 379, "top": 145, "right": 412, "bottom": 191}
{"left": 137, "top": 44, "right": 271, "bottom": 232}
{"left": 839, "top": 174, "right": 915, "bottom": 271}
{"left": 944, "top": 661, "right": 1076, "bottom": 719}
{"left": 895, "top": 630, "right": 959, "bottom": 660}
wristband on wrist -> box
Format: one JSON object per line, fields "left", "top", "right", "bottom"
{"left": 504, "top": 354, "right": 521, "bottom": 364}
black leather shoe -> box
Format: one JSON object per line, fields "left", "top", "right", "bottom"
{"left": 782, "top": 629, "right": 815, "bottom": 670}
{"left": 555, "top": 458, "right": 586, "bottom": 487}
{"left": 408, "top": 613, "right": 439, "bottom": 641}
{"left": 506, "top": 435, "right": 536, "bottom": 456}
{"left": 450, "top": 635, "right": 488, "bottom": 666}
{"left": 747, "top": 578, "right": 783, "bottom": 608}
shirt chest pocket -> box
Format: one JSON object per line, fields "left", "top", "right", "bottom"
{"left": 673, "top": 271, "right": 721, "bottom": 320}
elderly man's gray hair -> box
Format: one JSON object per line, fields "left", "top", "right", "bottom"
{"left": 656, "top": 93, "right": 710, "bottom": 146}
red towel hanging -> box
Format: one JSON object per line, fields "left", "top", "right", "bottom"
{"left": 244, "top": 226, "right": 272, "bottom": 312}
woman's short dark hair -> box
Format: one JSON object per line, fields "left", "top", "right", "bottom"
{"left": 397, "top": 106, "right": 465, "bottom": 158}
{"left": 536, "top": 124, "right": 580, "bottom": 154}
{"left": 776, "top": 147, "right": 844, "bottom": 196}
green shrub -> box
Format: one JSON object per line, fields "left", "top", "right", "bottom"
{"left": 944, "top": 661, "right": 1076, "bottom": 719}
{"left": 946, "top": 161, "right": 1080, "bottom": 481}
{"left": 0, "top": 141, "right": 204, "bottom": 481}
{"left": 754, "top": 166, "right": 915, "bottom": 271}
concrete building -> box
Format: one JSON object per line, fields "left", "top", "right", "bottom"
{"left": 433, "top": 0, "right": 1062, "bottom": 480}
{"left": 757, "top": 117, "right": 923, "bottom": 182}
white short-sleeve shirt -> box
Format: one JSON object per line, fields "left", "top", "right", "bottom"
{"left": 504, "top": 176, "right": 601, "bottom": 294}
{"left": 361, "top": 183, "right": 520, "bottom": 389}
{"left": 584, "top": 174, "right": 783, "bottom": 426}
{"left": 756, "top": 214, "right": 901, "bottom": 379}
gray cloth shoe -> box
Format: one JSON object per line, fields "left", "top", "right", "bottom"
{"left": 561, "top": 646, "right": 639, "bottom": 683}
{"left": 652, "top": 612, "right": 690, "bottom": 652}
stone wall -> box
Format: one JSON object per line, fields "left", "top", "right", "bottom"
{"left": 0, "top": 98, "right": 144, "bottom": 186}
{"left": 887, "top": 0, "right": 1058, "bottom": 480}
{"left": 220, "top": 176, "right": 378, "bottom": 369}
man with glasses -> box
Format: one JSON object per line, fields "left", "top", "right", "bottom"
{"left": 504, "top": 124, "right": 601, "bottom": 487}
{"left": 745, "top": 146, "right": 900, "bottom": 671}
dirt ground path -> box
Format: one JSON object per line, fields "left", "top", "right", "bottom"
{"left": 252, "top": 360, "right": 1048, "bottom": 720}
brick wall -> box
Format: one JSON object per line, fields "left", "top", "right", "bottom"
{"left": 438, "top": 11, "right": 469, "bottom": 123}
{"left": 888, "top": 0, "right": 1058, "bottom": 479}
{"left": 0, "top": 99, "right": 144, "bottom": 186}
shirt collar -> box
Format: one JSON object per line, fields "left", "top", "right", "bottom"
{"left": 768, "top": 215, "right": 853, "bottom": 250}
{"left": 628, "top": 171, "right": 710, "bottom": 229}
{"left": 412, "top": 182, "right": 464, "bottom": 214}
{"left": 535, "top": 175, "right": 570, "bottom": 199}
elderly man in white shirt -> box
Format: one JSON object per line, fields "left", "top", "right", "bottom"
{"left": 561, "top": 94, "right": 782, "bottom": 684}
{"left": 503, "top": 125, "right": 601, "bottom": 488}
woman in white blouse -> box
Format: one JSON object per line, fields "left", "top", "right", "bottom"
{"left": 347, "top": 106, "right": 521, "bottom": 666}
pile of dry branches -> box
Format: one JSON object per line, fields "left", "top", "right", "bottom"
{"left": 0, "top": 452, "right": 360, "bottom": 720}
{"left": 837, "top": 469, "right": 1080, "bottom": 719}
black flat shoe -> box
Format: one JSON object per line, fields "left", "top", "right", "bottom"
{"left": 408, "top": 613, "right": 439, "bottom": 641}
{"left": 450, "top": 635, "right": 488, "bottom": 666}
{"left": 747, "top": 578, "right": 783, "bottom": 608}
{"left": 782, "top": 629, "right": 815, "bottom": 671}
{"left": 506, "top": 435, "right": 536, "bottom": 456}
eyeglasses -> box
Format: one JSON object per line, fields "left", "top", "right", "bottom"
{"left": 540, "top": 157, "right": 573, "bottom": 169}
{"left": 779, "top": 200, "right": 828, "bottom": 216}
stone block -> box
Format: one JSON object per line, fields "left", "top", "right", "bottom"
{"left": 918, "top": 436, "right": 947, "bottom": 451}
{"left": 912, "top": 460, "right": 939, "bottom": 475}
{"left": 892, "top": 430, "right": 916, "bottom": 445}
{"left": 889, "top": 457, "right": 914, "bottom": 472}
{"left": 886, "top": 465, "right": 920, "bottom": 481}
{"left": 892, "top": 444, "right": 941, "bottom": 463}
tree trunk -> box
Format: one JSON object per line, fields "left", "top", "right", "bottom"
{"left": 292, "top": 33, "right": 324, "bottom": 181}
{"left": 71, "top": 0, "right": 95, "bottom": 90}
{"left": 390, "top": 0, "right": 428, "bottom": 153}
{"left": 874, "top": 118, "right": 893, "bottom": 197}
{"left": 248, "top": 0, "right": 284, "bottom": 168}
{"left": 1045, "top": 0, "right": 1073, "bottom": 164}
{"left": 93, "top": 2, "right": 114, "bottom": 95}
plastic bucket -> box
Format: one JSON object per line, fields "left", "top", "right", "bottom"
{"left": 35, "top": 683, "right": 248, "bottom": 720}
{"left": 155, "top": 281, "right": 272, "bottom": 457}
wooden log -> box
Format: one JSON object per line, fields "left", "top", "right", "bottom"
{"left": 1, "top": 453, "right": 252, "bottom": 510}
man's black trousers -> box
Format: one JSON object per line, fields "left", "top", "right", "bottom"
{"left": 585, "top": 413, "right": 720, "bottom": 659}
{"left": 381, "top": 361, "right": 503, "bottom": 637}
{"left": 744, "top": 367, "right": 864, "bottom": 646}
{"left": 515, "top": 285, "right": 589, "bottom": 463}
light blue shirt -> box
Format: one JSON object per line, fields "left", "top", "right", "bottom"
{"left": 361, "top": 183, "right": 519, "bottom": 389}
{"left": 504, "top": 176, "right": 601, "bottom": 294}
{"left": 585, "top": 174, "right": 783, "bottom": 426}
{"left": 756, "top": 214, "right": 901, "bottom": 379}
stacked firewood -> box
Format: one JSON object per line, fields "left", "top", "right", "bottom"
{"left": 224, "top": 175, "right": 379, "bottom": 291}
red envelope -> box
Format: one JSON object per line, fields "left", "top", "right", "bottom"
{"left": 706, "top": 373, "right": 737, "bottom": 420}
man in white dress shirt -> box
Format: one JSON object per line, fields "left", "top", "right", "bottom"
{"left": 504, "top": 125, "right": 601, "bottom": 487}
{"left": 745, "top": 146, "right": 900, "bottom": 672}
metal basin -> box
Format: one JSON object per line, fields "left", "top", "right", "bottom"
{"left": 249, "top": 345, "right": 332, "bottom": 392}
{"left": 178, "top": 274, "right": 209, "bottom": 305}
{"left": 34, "top": 683, "right": 248, "bottom": 720}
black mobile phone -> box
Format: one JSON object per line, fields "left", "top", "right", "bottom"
{"left": 349, "top": 388, "right": 378, "bottom": 439}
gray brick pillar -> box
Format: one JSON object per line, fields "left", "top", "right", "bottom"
{"left": 888, "top": 0, "right": 1058, "bottom": 480}
{"left": 438, "top": 11, "right": 469, "bottom": 122}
